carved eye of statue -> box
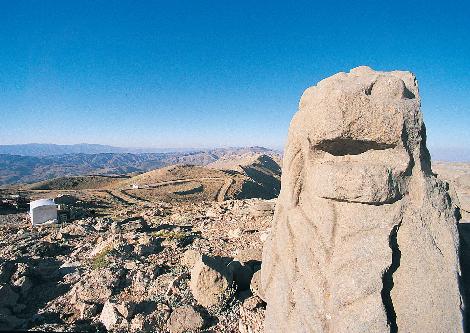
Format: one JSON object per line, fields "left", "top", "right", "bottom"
{"left": 314, "top": 138, "right": 395, "bottom": 156}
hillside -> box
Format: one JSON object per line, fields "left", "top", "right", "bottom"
{"left": 107, "top": 154, "right": 281, "bottom": 203}
{"left": 26, "top": 175, "right": 129, "bottom": 190}
{"left": 6, "top": 154, "right": 281, "bottom": 206}
{"left": 0, "top": 153, "right": 166, "bottom": 186}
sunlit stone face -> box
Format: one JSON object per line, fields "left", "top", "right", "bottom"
{"left": 296, "top": 71, "right": 416, "bottom": 206}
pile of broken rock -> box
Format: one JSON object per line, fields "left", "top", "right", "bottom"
{"left": 0, "top": 199, "right": 271, "bottom": 332}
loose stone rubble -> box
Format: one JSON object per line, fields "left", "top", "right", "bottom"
{"left": 261, "top": 66, "right": 464, "bottom": 332}
{"left": 0, "top": 198, "right": 271, "bottom": 331}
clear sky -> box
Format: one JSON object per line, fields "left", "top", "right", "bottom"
{"left": 0, "top": 1, "right": 469, "bottom": 156}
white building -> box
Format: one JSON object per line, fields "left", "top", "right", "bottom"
{"left": 30, "top": 199, "right": 57, "bottom": 225}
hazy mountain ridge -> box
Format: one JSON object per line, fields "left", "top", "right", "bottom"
{"left": 0, "top": 143, "right": 200, "bottom": 156}
{"left": 0, "top": 147, "right": 281, "bottom": 186}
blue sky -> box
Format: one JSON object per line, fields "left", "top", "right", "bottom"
{"left": 0, "top": 1, "right": 469, "bottom": 158}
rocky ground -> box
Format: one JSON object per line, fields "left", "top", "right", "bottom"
{"left": 1, "top": 160, "right": 469, "bottom": 332}
{"left": 0, "top": 198, "right": 273, "bottom": 332}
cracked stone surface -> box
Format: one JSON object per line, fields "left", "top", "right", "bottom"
{"left": 261, "top": 66, "right": 463, "bottom": 332}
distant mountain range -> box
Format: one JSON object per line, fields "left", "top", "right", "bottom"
{"left": 0, "top": 143, "right": 197, "bottom": 156}
{"left": 1, "top": 143, "right": 466, "bottom": 186}
{"left": 428, "top": 146, "right": 470, "bottom": 163}
{"left": 0, "top": 145, "right": 281, "bottom": 186}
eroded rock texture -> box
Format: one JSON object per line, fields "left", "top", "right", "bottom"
{"left": 261, "top": 66, "right": 463, "bottom": 332}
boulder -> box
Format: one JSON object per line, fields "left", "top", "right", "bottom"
{"left": 180, "top": 249, "right": 201, "bottom": 268}
{"left": 99, "top": 300, "right": 123, "bottom": 331}
{"left": 70, "top": 268, "right": 124, "bottom": 304}
{"left": 249, "top": 270, "right": 264, "bottom": 301}
{"left": 129, "top": 303, "right": 170, "bottom": 332}
{"left": 76, "top": 301, "right": 99, "bottom": 320}
{"left": 238, "top": 296, "right": 265, "bottom": 333}
{"left": 167, "top": 305, "right": 205, "bottom": 333}
{"left": 189, "top": 255, "right": 234, "bottom": 308}
{"left": 116, "top": 301, "right": 136, "bottom": 319}
{"left": 261, "top": 66, "right": 463, "bottom": 332}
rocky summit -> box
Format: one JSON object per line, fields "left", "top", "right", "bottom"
{"left": 0, "top": 68, "right": 469, "bottom": 333}
{"left": 261, "top": 66, "right": 463, "bottom": 332}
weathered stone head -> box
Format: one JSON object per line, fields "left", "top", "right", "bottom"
{"left": 261, "top": 66, "right": 463, "bottom": 332}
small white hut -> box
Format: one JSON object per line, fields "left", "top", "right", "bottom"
{"left": 30, "top": 199, "right": 57, "bottom": 225}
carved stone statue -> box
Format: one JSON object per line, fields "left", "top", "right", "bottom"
{"left": 261, "top": 66, "right": 463, "bottom": 332}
